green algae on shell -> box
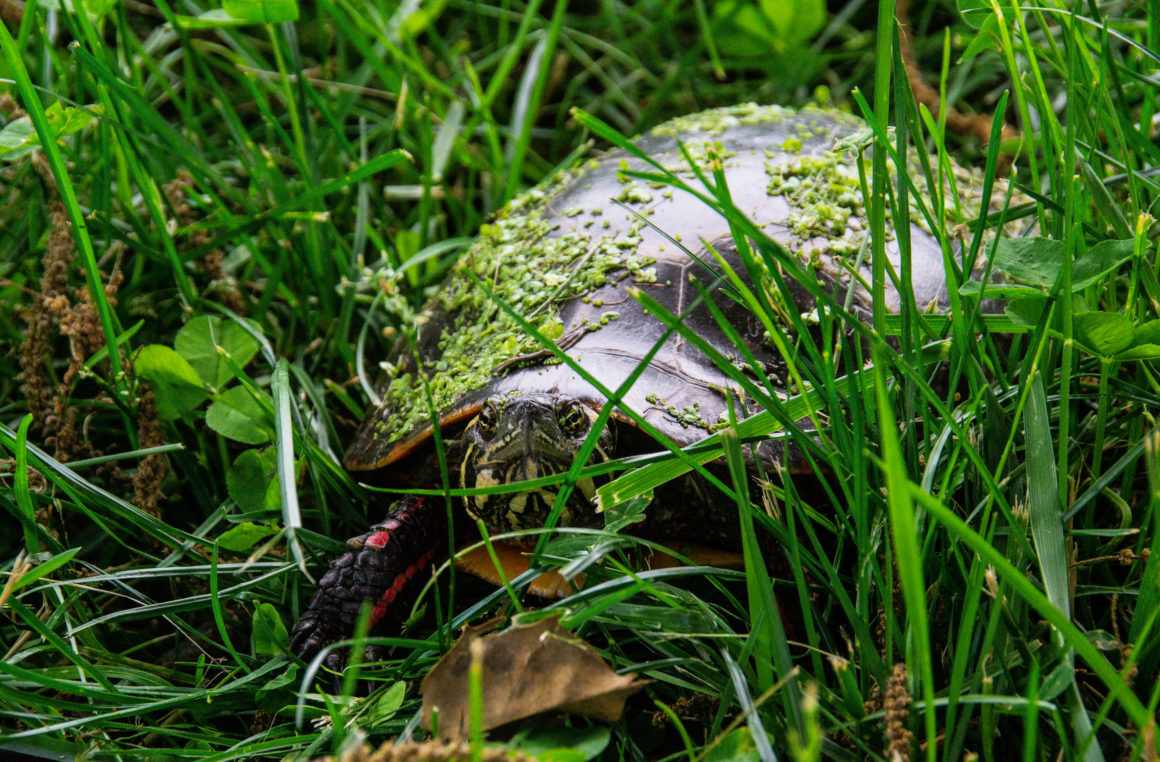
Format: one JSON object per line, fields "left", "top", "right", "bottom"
{"left": 349, "top": 102, "right": 999, "bottom": 462}
{"left": 368, "top": 160, "right": 645, "bottom": 447}
{"left": 648, "top": 102, "right": 857, "bottom": 137}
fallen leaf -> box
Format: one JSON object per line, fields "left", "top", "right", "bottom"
{"left": 420, "top": 615, "right": 647, "bottom": 741}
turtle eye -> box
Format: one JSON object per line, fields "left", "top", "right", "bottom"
{"left": 558, "top": 401, "right": 589, "bottom": 435}
{"left": 476, "top": 400, "right": 500, "bottom": 439}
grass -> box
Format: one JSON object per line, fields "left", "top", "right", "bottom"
{"left": 1, "top": 1, "right": 1159, "bottom": 760}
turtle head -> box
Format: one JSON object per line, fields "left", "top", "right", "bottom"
{"left": 460, "top": 393, "right": 614, "bottom": 533}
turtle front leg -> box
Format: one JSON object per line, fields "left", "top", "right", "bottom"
{"left": 290, "top": 495, "right": 447, "bottom": 670}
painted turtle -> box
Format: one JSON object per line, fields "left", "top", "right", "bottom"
{"left": 291, "top": 104, "right": 976, "bottom": 666}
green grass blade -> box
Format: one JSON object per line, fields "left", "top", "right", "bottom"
{"left": 12, "top": 414, "right": 39, "bottom": 553}
{"left": 273, "top": 359, "right": 306, "bottom": 573}
{"left": 907, "top": 485, "right": 1153, "bottom": 735}
{"left": 721, "top": 424, "right": 802, "bottom": 738}
{"left": 873, "top": 352, "right": 936, "bottom": 762}
{"left": 1025, "top": 372, "right": 1070, "bottom": 620}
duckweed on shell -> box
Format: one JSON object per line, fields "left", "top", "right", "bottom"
{"left": 355, "top": 102, "right": 1000, "bottom": 450}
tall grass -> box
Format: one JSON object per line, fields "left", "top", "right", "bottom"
{"left": 1, "top": 1, "right": 1158, "bottom": 760}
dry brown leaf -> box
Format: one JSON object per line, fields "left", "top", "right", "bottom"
{"left": 420, "top": 614, "right": 647, "bottom": 741}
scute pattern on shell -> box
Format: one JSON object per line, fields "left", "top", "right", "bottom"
{"left": 347, "top": 103, "right": 991, "bottom": 471}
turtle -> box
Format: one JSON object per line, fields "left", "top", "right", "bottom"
{"left": 290, "top": 103, "right": 980, "bottom": 667}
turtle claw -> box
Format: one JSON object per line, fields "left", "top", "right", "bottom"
{"left": 290, "top": 496, "right": 447, "bottom": 679}
{"left": 288, "top": 610, "right": 335, "bottom": 665}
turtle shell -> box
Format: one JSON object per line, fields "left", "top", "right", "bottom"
{"left": 347, "top": 104, "right": 968, "bottom": 473}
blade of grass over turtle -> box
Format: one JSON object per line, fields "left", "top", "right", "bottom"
{"left": 558, "top": 564, "right": 747, "bottom": 629}
{"left": 605, "top": 188, "right": 844, "bottom": 472}
{"left": 592, "top": 125, "right": 962, "bottom": 466}
{"left": 953, "top": 95, "right": 1017, "bottom": 394}
{"left": 631, "top": 266, "right": 1035, "bottom": 564}
{"left": 619, "top": 143, "right": 839, "bottom": 377}
{"left": 604, "top": 371, "right": 869, "bottom": 513}
{"left": 366, "top": 466, "right": 623, "bottom": 500}
{"left": 392, "top": 320, "right": 462, "bottom": 648}
{"left": 629, "top": 283, "right": 834, "bottom": 464}
{"left": 686, "top": 272, "right": 837, "bottom": 470}
{"left": 681, "top": 140, "right": 784, "bottom": 327}
{"left": 448, "top": 553, "right": 746, "bottom": 633}
{"left": 619, "top": 142, "right": 946, "bottom": 383}
{"left": 535, "top": 383, "right": 630, "bottom": 547}
{"left": 849, "top": 93, "right": 971, "bottom": 303}
{"left": 606, "top": 198, "right": 784, "bottom": 358}
{"left": 868, "top": 0, "right": 894, "bottom": 340}
{"left": 889, "top": 38, "right": 920, "bottom": 391}
{"left": 625, "top": 284, "right": 773, "bottom": 409}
